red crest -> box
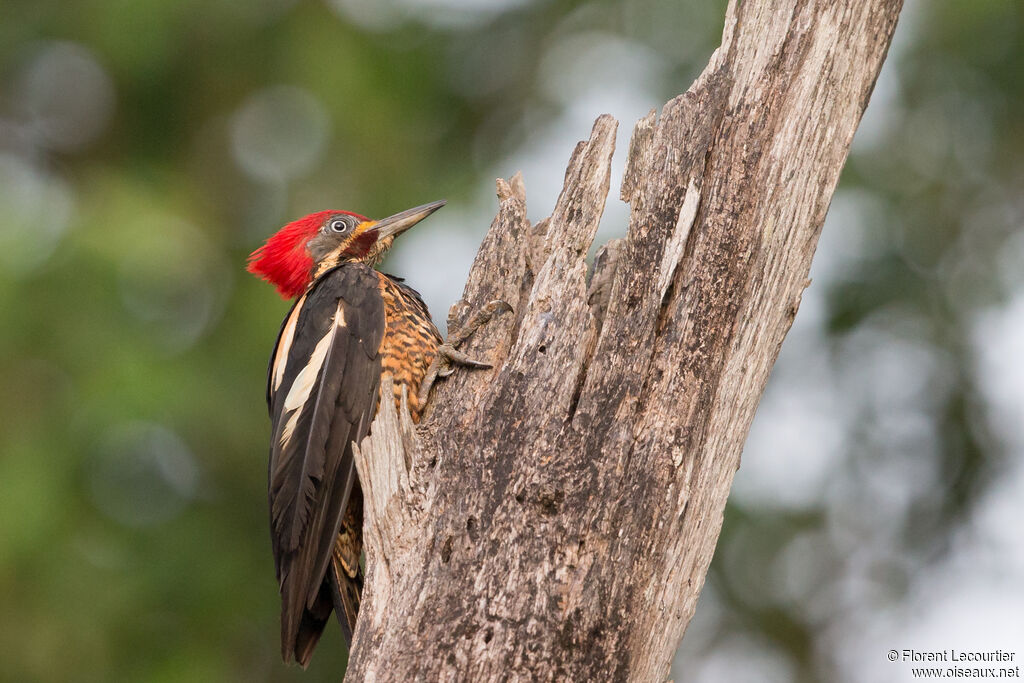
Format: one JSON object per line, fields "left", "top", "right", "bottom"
{"left": 247, "top": 210, "right": 366, "bottom": 299}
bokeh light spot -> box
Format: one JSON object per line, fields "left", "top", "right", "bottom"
{"left": 116, "top": 216, "right": 232, "bottom": 352}
{"left": 0, "top": 154, "right": 74, "bottom": 277}
{"left": 17, "top": 41, "right": 115, "bottom": 152}
{"left": 88, "top": 422, "right": 200, "bottom": 528}
{"left": 230, "top": 85, "right": 330, "bottom": 183}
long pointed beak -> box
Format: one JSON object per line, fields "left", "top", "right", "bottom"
{"left": 373, "top": 200, "right": 446, "bottom": 240}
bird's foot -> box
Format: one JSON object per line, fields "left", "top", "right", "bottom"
{"left": 418, "top": 299, "right": 513, "bottom": 406}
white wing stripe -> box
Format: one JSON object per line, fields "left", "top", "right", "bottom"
{"left": 279, "top": 301, "right": 343, "bottom": 447}
{"left": 273, "top": 293, "right": 306, "bottom": 393}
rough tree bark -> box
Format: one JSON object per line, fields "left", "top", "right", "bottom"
{"left": 348, "top": 0, "right": 902, "bottom": 680}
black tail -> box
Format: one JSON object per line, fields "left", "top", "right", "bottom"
{"left": 282, "top": 485, "right": 364, "bottom": 666}
{"left": 329, "top": 554, "right": 363, "bottom": 646}
{"left": 283, "top": 553, "right": 363, "bottom": 667}
{"left": 331, "top": 484, "right": 364, "bottom": 645}
{"left": 287, "top": 580, "right": 333, "bottom": 668}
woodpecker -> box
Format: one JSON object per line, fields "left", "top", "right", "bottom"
{"left": 247, "top": 200, "right": 503, "bottom": 667}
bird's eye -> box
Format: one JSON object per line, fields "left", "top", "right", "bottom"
{"left": 329, "top": 218, "right": 350, "bottom": 233}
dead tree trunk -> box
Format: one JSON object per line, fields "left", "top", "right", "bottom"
{"left": 348, "top": 0, "right": 902, "bottom": 680}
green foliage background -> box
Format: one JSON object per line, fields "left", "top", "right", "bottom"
{"left": 0, "top": 1, "right": 1021, "bottom": 681}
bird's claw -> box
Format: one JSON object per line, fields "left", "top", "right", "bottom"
{"left": 438, "top": 344, "right": 493, "bottom": 370}
{"left": 418, "top": 299, "right": 512, "bottom": 407}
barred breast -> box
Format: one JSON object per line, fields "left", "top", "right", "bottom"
{"left": 375, "top": 273, "right": 442, "bottom": 420}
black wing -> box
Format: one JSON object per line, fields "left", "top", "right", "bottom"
{"left": 266, "top": 262, "right": 384, "bottom": 665}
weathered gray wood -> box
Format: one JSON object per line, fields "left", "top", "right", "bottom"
{"left": 348, "top": 0, "right": 903, "bottom": 680}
